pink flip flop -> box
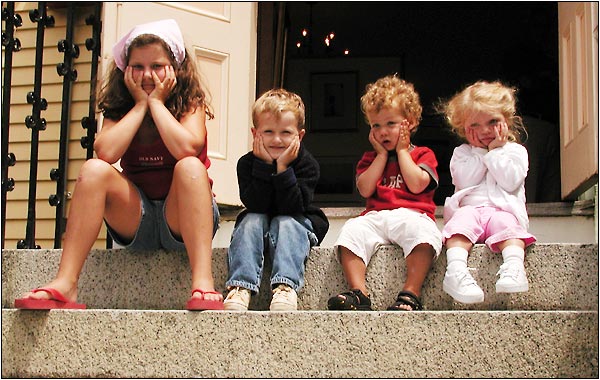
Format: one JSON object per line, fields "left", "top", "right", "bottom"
{"left": 14, "top": 288, "right": 86, "bottom": 310}
{"left": 185, "top": 289, "right": 224, "bottom": 311}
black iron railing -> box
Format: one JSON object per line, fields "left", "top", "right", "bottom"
{"left": 1, "top": 2, "right": 102, "bottom": 249}
{"left": 1, "top": 1, "right": 23, "bottom": 249}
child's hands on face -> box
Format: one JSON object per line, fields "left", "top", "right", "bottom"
{"left": 465, "top": 125, "right": 486, "bottom": 149}
{"left": 395, "top": 121, "right": 411, "bottom": 153}
{"left": 277, "top": 135, "right": 300, "bottom": 168}
{"left": 124, "top": 66, "right": 149, "bottom": 104}
{"left": 148, "top": 65, "right": 177, "bottom": 104}
{"left": 124, "top": 65, "right": 177, "bottom": 105}
{"left": 252, "top": 133, "right": 273, "bottom": 164}
{"left": 487, "top": 121, "right": 509, "bottom": 150}
{"left": 369, "top": 128, "right": 387, "bottom": 155}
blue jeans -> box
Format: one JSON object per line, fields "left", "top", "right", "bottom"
{"left": 226, "top": 213, "right": 318, "bottom": 294}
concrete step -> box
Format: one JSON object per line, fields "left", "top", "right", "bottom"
{"left": 2, "top": 243, "right": 597, "bottom": 311}
{"left": 2, "top": 309, "right": 597, "bottom": 378}
{"left": 214, "top": 202, "right": 598, "bottom": 247}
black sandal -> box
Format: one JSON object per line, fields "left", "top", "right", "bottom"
{"left": 328, "top": 289, "right": 373, "bottom": 311}
{"left": 387, "top": 290, "right": 423, "bottom": 311}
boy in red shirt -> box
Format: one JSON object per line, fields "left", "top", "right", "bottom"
{"left": 328, "top": 75, "right": 442, "bottom": 311}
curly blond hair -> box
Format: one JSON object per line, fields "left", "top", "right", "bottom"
{"left": 252, "top": 88, "right": 305, "bottom": 129}
{"left": 438, "top": 81, "right": 525, "bottom": 143}
{"left": 360, "top": 75, "right": 422, "bottom": 130}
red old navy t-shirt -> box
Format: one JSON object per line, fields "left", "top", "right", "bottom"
{"left": 356, "top": 146, "right": 438, "bottom": 220}
{"left": 120, "top": 138, "right": 212, "bottom": 200}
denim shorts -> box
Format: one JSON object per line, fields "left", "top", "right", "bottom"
{"left": 106, "top": 186, "right": 220, "bottom": 252}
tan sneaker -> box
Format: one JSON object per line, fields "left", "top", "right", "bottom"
{"left": 270, "top": 284, "right": 297, "bottom": 311}
{"left": 223, "top": 287, "right": 251, "bottom": 311}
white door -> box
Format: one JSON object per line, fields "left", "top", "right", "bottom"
{"left": 101, "top": 2, "right": 256, "bottom": 206}
{"left": 558, "top": 2, "right": 598, "bottom": 199}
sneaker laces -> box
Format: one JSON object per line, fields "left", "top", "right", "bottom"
{"left": 497, "top": 262, "right": 523, "bottom": 279}
{"left": 273, "top": 284, "right": 292, "bottom": 297}
{"left": 226, "top": 287, "right": 248, "bottom": 302}
{"left": 454, "top": 269, "right": 479, "bottom": 287}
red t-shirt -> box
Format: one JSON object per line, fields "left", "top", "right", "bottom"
{"left": 120, "top": 137, "right": 212, "bottom": 200}
{"left": 356, "top": 146, "right": 438, "bottom": 220}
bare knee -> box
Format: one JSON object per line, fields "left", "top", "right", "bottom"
{"left": 77, "top": 159, "right": 116, "bottom": 186}
{"left": 173, "top": 157, "right": 208, "bottom": 182}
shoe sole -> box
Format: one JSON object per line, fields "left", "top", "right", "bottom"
{"left": 443, "top": 281, "right": 484, "bottom": 304}
{"left": 223, "top": 302, "right": 248, "bottom": 311}
{"left": 269, "top": 303, "right": 297, "bottom": 311}
{"left": 327, "top": 297, "right": 372, "bottom": 311}
{"left": 496, "top": 283, "right": 529, "bottom": 293}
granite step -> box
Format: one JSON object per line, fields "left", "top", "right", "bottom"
{"left": 2, "top": 243, "right": 597, "bottom": 311}
{"left": 1, "top": 309, "right": 597, "bottom": 378}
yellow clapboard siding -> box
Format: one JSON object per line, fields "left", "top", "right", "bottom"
{"left": 4, "top": 2, "right": 99, "bottom": 248}
{"left": 4, "top": 238, "right": 108, "bottom": 250}
{"left": 7, "top": 159, "right": 86, "bottom": 182}
{"left": 7, "top": 176, "right": 83, "bottom": 201}
{"left": 7, "top": 118, "right": 97, "bottom": 142}
{"left": 5, "top": 220, "right": 108, "bottom": 248}
{"left": 8, "top": 116, "right": 99, "bottom": 144}
{"left": 8, "top": 140, "right": 89, "bottom": 161}
{"left": 8, "top": 101, "right": 94, "bottom": 125}
{"left": 12, "top": 25, "right": 101, "bottom": 50}
{"left": 8, "top": 62, "right": 93, "bottom": 87}
{"left": 5, "top": 199, "right": 64, "bottom": 219}
{"left": 10, "top": 82, "right": 99, "bottom": 106}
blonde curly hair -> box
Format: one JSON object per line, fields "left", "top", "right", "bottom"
{"left": 360, "top": 75, "right": 422, "bottom": 131}
{"left": 438, "top": 81, "right": 525, "bottom": 143}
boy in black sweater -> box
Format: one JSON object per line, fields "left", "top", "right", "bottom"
{"left": 224, "top": 89, "right": 329, "bottom": 311}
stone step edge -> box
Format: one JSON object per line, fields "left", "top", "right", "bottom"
{"left": 2, "top": 309, "right": 597, "bottom": 379}
{"left": 218, "top": 200, "right": 596, "bottom": 221}
{"left": 2, "top": 243, "right": 598, "bottom": 311}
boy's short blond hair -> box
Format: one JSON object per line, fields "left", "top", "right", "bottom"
{"left": 360, "top": 75, "right": 422, "bottom": 128}
{"left": 252, "top": 88, "right": 305, "bottom": 129}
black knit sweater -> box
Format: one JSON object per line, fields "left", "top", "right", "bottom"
{"left": 235, "top": 144, "right": 329, "bottom": 244}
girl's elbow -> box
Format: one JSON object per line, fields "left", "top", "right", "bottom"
{"left": 93, "top": 144, "right": 114, "bottom": 163}
{"left": 95, "top": 150, "right": 118, "bottom": 164}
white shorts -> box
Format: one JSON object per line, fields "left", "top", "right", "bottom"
{"left": 334, "top": 208, "right": 442, "bottom": 266}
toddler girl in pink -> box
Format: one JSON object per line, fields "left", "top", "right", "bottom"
{"left": 438, "top": 81, "right": 536, "bottom": 304}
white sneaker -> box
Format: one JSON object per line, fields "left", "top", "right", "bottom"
{"left": 270, "top": 284, "right": 297, "bottom": 311}
{"left": 443, "top": 268, "right": 485, "bottom": 304}
{"left": 496, "top": 262, "right": 529, "bottom": 293}
{"left": 223, "top": 287, "right": 251, "bottom": 311}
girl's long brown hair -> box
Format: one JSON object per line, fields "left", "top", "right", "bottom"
{"left": 98, "top": 34, "right": 214, "bottom": 121}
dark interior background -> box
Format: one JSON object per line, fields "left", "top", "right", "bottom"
{"left": 281, "top": 2, "right": 561, "bottom": 206}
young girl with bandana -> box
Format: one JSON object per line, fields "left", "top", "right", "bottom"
{"left": 15, "top": 19, "right": 224, "bottom": 310}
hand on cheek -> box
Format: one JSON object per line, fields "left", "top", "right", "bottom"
{"left": 125, "top": 66, "right": 148, "bottom": 104}
{"left": 396, "top": 122, "right": 410, "bottom": 152}
{"left": 253, "top": 133, "right": 272, "bottom": 164}
{"left": 369, "top": 129, "right": 386, "bottom": 155}
{"left": 488, "top": 121, "right": 508, "bottom": 150}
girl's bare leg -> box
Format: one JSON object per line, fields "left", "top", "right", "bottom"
{"left": 22, "top": 159, "right": 142, "bottom": 302}
{"left": 165, "top": 157, "right": 221, "bottom": 302}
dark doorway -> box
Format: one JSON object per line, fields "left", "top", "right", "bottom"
{"left": 275, "top": 2, "right": 560, "bottom": 206}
